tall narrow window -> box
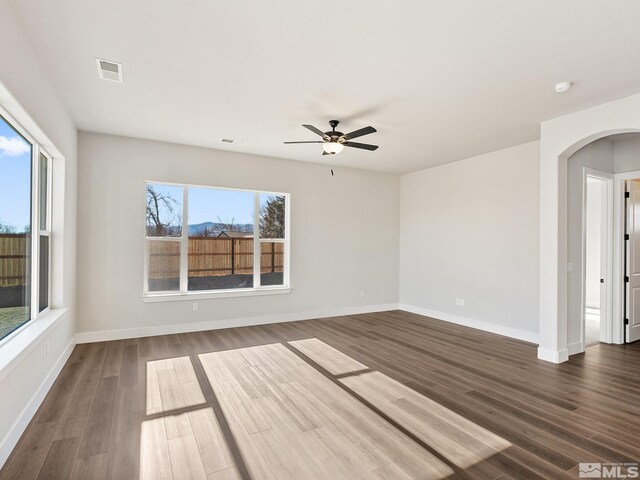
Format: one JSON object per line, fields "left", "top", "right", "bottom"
{"left": 259, "top": 193, "right": 286, "bottom": 286}
{"left": 0, "top": 115, "right": 32, "bottom": 339}
{"left": 145, "top": 183, "right": 183, "bottom": 292}
{"left": 38, "top": 152, "right": 51, "bottom": 312}
{"left": 144, "top": 182, "right": 289, "bottom": 298}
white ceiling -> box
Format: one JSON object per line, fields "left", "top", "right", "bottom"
{"left": 7, "top": 0, "right": 640, "bottom": 174}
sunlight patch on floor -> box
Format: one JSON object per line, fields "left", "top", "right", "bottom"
{"left": 140, "top": 407, "right": 238, "bottom": 480}
{"left": 200, "top": 343, "right": 454, "bottom": 480}
{"left": 139, "top": 340, "right": 512, "bottom": 480}
{"left": 146, "top": 356, "right": 205, "bottom": 415}
{"left": 341, "top": 370, "right": 512, "bottom": 469}
{"left": 141, "top": 355, "right": 237, "bottom": 480}
{"left": 288, "top": 337, "right": 368, "bottom": 375}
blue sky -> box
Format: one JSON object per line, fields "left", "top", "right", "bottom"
{"left": 0, "top": 117, "right": 31, "bottom": 233}
{"left": 147, "top": 184, "right": 255, "bottom": 228}
{"left": 189, "top": 187, "right": 253, "bottom": 225}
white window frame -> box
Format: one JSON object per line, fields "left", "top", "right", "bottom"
{"left": 36, "top": 150, "right": 53, "bottom": 314}
{"left": 143, "top": 181, "right": 291, "bottom": 302}
{"left": 0, "top": 108, "right": 52, "bottom": 343}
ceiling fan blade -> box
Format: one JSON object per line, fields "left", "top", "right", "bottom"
{"left": 303, "top": 124, "right": 329, "bottom": 139}
{"left": 283, "top": 141, "right": 324, "bottom": 144}
{"left": 343, "top": 141, "right": 378, "bottom": 151}
{"left": 342, "top": 126, "right": 376, "bottom": 141}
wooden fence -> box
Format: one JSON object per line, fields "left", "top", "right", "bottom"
{"left": 2, "top": 236, "right": 285, "bottom": 285}
{"left": 147, "top": 237, "right": 284, "bottom": 280}
{"left": 0, "top": 234, "right": 29, "bottom": 287}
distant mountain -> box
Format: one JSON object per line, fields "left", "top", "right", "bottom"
{"left": 188, "top": 222, "right": 253, "bottom": 236}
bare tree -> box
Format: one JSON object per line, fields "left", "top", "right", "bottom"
{"left": 195, "top": 223, "right": 223, "bottom": 238}
{"left": 146, "top": 185, "right": 182, "bottom": 236}
{"left": 0, "top": 220, "right": 15, "bottom": 234}
{"left": 216, "top": 216, "right": 237, "bottom": 234}
{"left": 199, "top": 225, "right": 216, "bottom": 238}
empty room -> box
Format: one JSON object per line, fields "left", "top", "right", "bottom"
{"left": 2, "top": 1, "right": 640, "bottom": 479}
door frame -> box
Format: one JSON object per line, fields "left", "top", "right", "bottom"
{"left": 614, "top": 169, "right": 640, "bottom": 343}
{"left": 581, "top": 168, "right": 614, "bottom": 350}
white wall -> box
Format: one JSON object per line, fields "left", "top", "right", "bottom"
{"left": 613, "top": 135, "right": 640, "bottom": 173}
{"left": 585, "top": 180, "right": 602, "bottom": 309}
{"left": 399, "top": 141, "right": 540, "bottom": 342}
{"left": 76, "top": 132, "right": 399, "bottom": 339}
{"left": 0, "top": 0, "right": 77, "bottom": 467}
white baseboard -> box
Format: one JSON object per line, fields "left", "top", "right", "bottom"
{"left": 75, "top": 303, "right": 400, "bottom": 343}
{"left": 398, "top": 304, "right": 539, "bottom": 344}
{"left": 568, "top": 341, "right": 584, "bottom": 355}
{"left": 537, "top": 346, "right": 569, "bottom": 363}
{"left": 0, "top": 338, "right": 75, "bottom": 468}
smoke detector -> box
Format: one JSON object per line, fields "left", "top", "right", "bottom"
{"left": 554, "top": 81, "right": 572, "bottom": 93}
{"left": 95, "top": 58, "right": 123, "bottom": 83}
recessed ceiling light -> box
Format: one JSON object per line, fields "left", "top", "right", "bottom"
{"left": 555, "top": 81, "right": 573, "bottom": 93}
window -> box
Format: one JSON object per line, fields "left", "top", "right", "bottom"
{"left": 145, "top": 184, "right": 183, "bottom": 292}
{"left": 259, "top": 193, "right": 286, "bottom": 287}
{"left": 0, "top": 112, "right": 52, "bottom": 341}
{"left": 38, "top": 152, "right": 52, "bottom": 312}
{"left": 144, "top": 183, "right": 289, "bottom": 298}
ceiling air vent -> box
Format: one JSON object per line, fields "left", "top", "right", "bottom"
{"left": 220, "top": 138, "right": 248, "bottom": 145}
{"left": 95, "top": 58, "right": 123, "bottom": 83}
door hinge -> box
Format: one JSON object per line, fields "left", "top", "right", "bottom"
{"left": 625, "top": 276, "right": 630, "bottom": 283}
{"left": 626, "top": 191, "right": 630, "bottom": 198}
{"left": 625, "top": 318, "right": 630, "bottom": 325}
{"left": 625, "top": 233, "right": 630, "bottom": 240}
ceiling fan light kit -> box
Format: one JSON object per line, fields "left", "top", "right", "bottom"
{"left": 284, "top": 119, "right": 378, "bottom": 155}
{"left": 323, "top": 142, "right": 344, "bottom": 154}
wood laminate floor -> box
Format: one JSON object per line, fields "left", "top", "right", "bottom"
{"left": 2, "top": 310, "right": 640, "bottom": 479}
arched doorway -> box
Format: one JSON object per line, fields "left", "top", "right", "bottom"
{"left": 537, "top": 92, "right": 640, "bottom": 363}
{"left": 564, "top": 133, "right": 640, "bottom": 356}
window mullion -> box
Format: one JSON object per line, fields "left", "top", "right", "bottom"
{"left": 284, "top": 194, "right": 290, "bottom": 288}
{"left": 30, "top": 145, "right": 40, "bottom": 320}
{"left": 143, "top": 234, "right": 149, "bottom": 295}
{"left": 40, "top": 153, "right": 52, "bottom": 311}
{"left": 46, "top": 155, "right": 52, "bottom": 232}
{"left": 253, "top": 192, "right": 261, "bottom": 289}
{"left": 180, "top": 187, "right": 189, "bottom": 293}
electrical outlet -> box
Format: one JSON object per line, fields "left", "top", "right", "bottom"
{"left": 193, "top": 302, "right": 199, "bottom": 311}
{"left": 456, "top": 298, "right": 465, "bottom": 307}
{"left": 360, "top": 291, "right": 365, "bottom": 298}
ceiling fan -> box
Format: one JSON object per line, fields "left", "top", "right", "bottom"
{"left": 284, "top": 120, "right": 378, "bottom": 155}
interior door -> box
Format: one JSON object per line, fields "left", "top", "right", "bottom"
{"left": 626, "top": 179, "right": 640, "bottom": 342}
{"left": 599, "top": 179, "right": 608, "bottom": 342}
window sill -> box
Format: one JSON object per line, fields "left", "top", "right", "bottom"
{"left": 0, "top": 307, "right": 69, "bottom": 382}
{"left": 142, "top": 286, "right": 292, "bottom": 303}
